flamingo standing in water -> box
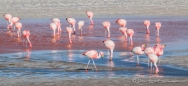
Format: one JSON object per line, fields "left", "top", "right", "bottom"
{"left": 147, "top": 54, "right": 159, "bottom": 74}
{"left": 127, "top": 29, "right": 134, "bottom": 46}
{"left": 155, "top": 22, "right": 161, "bottom": 37}
{"left": 116, "top": 19, "right": 126, "bottom": 27}
{"left": 144, "top": 45, "right": 158, "bottom": 67}
{"left": 51, "top": 18, "right": 62, "bottom": 33}
{"left": 3, "top": 14, "right": 12, "bottom": 25}
{"left": 22, "top": 30, "right": 32, "bottom": 48}
{"left": 66, "top": 27, "right": 73, "bottom": 44}
{"left": 50, "top": 22, "right": 57, "bottom": 37}
{"left": 102, "top": 21, "right": 111, "bottom": 38}
{"left": 78, "top": 21, "right": 84, "bottom": 35}
{"left": 119, "top": 27, "right": 128, "bottom": 42}
{"left": 66, "top": 18, "right": 76, "bottom": 34}
{"left": 144, "top": 20, "right": 150, "bottom": 34}
{"left": 103, "top": 39, "right": 115, "bottom": 61}
{"left": 131, "top": 44, "right": 146, "bottom": 66}
{"left": 10, "top": 17, "right": 20, "bottom": 31}
{"left": 155, "top": 44, "right": 166, "bottom": 65}
{"left": 15, "top": 22, "right": 22, "bottom": 38}
{"left": 82, "top": 50, "right": 104, "bottom": 72}
{"left": 86, "top": 11, "right": 94, "bottom": 25}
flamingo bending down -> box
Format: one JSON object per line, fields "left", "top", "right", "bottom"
{"left": 144, "top": 20, "right": 150, "bottom": 34}
{"left": 82, "top": 50, "right": 104, "bottom": 72}
{"left": 155, "top": 22, "right": 161, "bottom": 37}
{"left": 116, "top": 19, "right": 126, "bottom": 27}
{"left": 66, "top": 27, "right": 73, "bottom": 44}
{"left": 103, "top": 39, "right": 115, "bottom": 60}
{"left": 50, "top": 22, "right": 57, "bottom": 37}
{"left": 10, "top": 17, "right": 20, "bottom": 31}
{"left": 3, "top": 14, "right": 12, "bottom": 25}
{"left": 102, "top": 21, "right": 111, "bottom": 38}
{"left": 15, "top": 22, "right": 22, "bottom": 38}
{"left": 147, "top": 54, "right": 159, "bottom": 74}
{"left": 131, "top": 44, "right": 147, "bottom": 66}
{"left": 78, "top": 21, "right": 85, "bottom": 35}
{"left": 66, "top": 18, "right": 76, "bottom": 34}
{"left": 119, "top": 27, "right": 128, "bottom": 41}
{"left": 51, "top": 18, "right": 62, "bottom": 33}
{"left": 86, "top": 11, "right": 94, "bottom": 25}
{"left": 22, "top": 30, "right": 32, "bottom": 48}
{"left": 126, "top": 29, "right": 134, "bottom": 46}
{"left": 155, "top": 44, "right": 166, "bottom": 65}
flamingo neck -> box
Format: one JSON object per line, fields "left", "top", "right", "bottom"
{"left": 97, "top": 52, "right": 101, "bottom": 59}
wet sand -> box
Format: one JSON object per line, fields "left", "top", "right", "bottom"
{"left": 1, "top": 0, "right": 188, "bottom": 86}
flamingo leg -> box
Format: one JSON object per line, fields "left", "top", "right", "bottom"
{"left": 110, "top": 49, "right": 113, "bottom": 61}
{"left": 136, "top": 55, "right": 139, "bottom": 66}
{"left": 85, "top": 59, "right": 90, "bottom": 71}
{"left": 92, "top": 59, "right": 98, "bottom": 72}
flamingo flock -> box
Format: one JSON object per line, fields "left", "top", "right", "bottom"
{"left": 2, "top": 11, "right": 166, "bottom": 74}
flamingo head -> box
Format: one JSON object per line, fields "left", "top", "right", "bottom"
{"left": 99, "top": 51, "right": 104, "bottom": 58}
{"left": 141, "top": 44, "right": 147, "bottom": 51}
{"left": 7, "top": 24, "right": 12, "bottom": 29}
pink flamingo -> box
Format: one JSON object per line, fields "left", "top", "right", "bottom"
{"left": 50, "top": 22, "right": 57, "bottom": 37}
{"left": 15, "top": 22, "right": 22, "bottom": 38}
{"left": 10, "top": 17, "right": 20, "bottom": 31}
{"left": 51, "top": 18, "right": 62, "bottom": 33}
{"left": 155, "top": 22, "right": 161, "bottom": 36}
{"left": 3, "top": 14, "right": 12, "bottom": 25}
{"left": 86, "top": 11, "right": 94, "bottom": 25}
{"left": 147, "top": 54, "right": 159, "bottom": 74}
{"left": 66, "top": 18, "right": 76, "bottom": 34}
{"left": 144, "top": 45, "right": 158, "bottom": 67}
{"left": 78, "top": 21, "right": 85, "bottom": 35}
{"left": 116, "top": 19, "right": 126, "bottom": 27}
{"left": 82, "top": 50, "right": 104, "bottom": 72}
{"left": 103, "top": 39, "right": 115, "bottom": 60}
{"left": 126, "top": 29, "right": 134, "bottom": 46}
{"left": 119, "top": 27, "right": 128, "bottom": 41}
{"left": 66, "top": 27, "right": 73, "bottom": 44}
{"left": 102, "top": 21, "right": 111, "bottom": 38}
{"left": 22, "top": 30, "right": 32, "bottom": 48}
{"left": 131, "top": 44, "right": 147, "bottom": 66}
{"left": 155, "top": 44, "right": 166, "bottom": 65}
{"left": 144, "top": 20, "right": 150, "bottom": 34}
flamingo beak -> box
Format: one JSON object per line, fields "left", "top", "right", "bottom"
{"left": 164, "top": 44, "right": 166, "bottom": 46}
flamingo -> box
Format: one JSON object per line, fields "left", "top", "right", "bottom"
{"left": 82, "top": 50, "right": 104, "bottom": 72}
{"left": 66, "top": 27, "right": 73, "bottom": 44}
{"left": 86, "top": 11, "right": 94, "bottom": 25}
{"left": 66, "top": 18, "right": 76, "bottom": 34}
{"left": 144, "top": 20, "right": 150, "bottom": 34}
{"left": 103, "top": 39, "right": 115, "bottom": 60}
{"left": 155, "top": 44, "right": 166, "bottom": 65}
{"left": 147, "top": 54, "right": 159, "bottom": 74}
{"left": 22, "top": 30, "right": 32, "bottom": 48}
{"left": 15, "top": 22, "right": 22, "bottom": 38}
{"left": 144, "top": 45, "right": 158, "bottom": 67}
{"left": 51, "top": 18, "right": 62, "bottom": 33}
{"left": 50, "top": 22, "right": 57, "bottom": 37}
{"left": 3, "top": 14, "right": 12, "bottom": 25}
{"left": 155, "top": 22, "right": 161, "bottom": 37}
{"left": 126, "top": 29, "right": 134, "bottom": 46}
{"left": 102, "top": 21, "right": 111, "bottom": 38}
{"left": 119, "top": 27, "right": 128, "bottom": 41}
{"left": 10, "top": 17, "right": 20, "bottom": 31}
{"left": 116, "top": 19, "right": 126, "bottom": 27}
{"left": 78, "top": 21, "right": 84, "bottom": 35}
{"left": 131, "top": 44, "right": 147, "bottom": 66}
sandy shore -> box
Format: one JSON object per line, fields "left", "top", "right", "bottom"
{"left": 0, "top": 0, "right": 188, "bottom": 19}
